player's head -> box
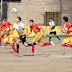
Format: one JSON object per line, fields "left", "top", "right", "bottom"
{"left": 29, "top": 20, "right": 34, "bottom": 26}
{"left": 16, "top": 17, "right": 21, "bottom": 23}
{"left": 3, "top": 17, "right": 7, "bottom": 21}
{"left": 63, "top": 17, "right": 68, "bottom": 23}
{"left": 49, "top": 18, "right": 53, "bottom": 22}
{"left": 2, "top": 20, "right": 6, "bottom": 25}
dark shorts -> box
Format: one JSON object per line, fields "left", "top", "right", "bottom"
{"left": 19, "top": 35, "right": 27, "bottom": 44}
{"left": 50, "top": 31, "right": 56, "bottom": 35}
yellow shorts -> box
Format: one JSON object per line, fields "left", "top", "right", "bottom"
{"left": 63, "top": 37, "right": 72, "bottom": 44}
{"left": 3, "top": 34, "right": 14, "bottom": 44}
{"left": 34, "top": 33, "right": 42, "bottom": 43}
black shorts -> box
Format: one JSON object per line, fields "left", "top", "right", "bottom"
{"left": 50, "top": 31, "right": 56, "bottom": 35}
{"left": 19, "top": 35, "right": 27, "bottom": 44}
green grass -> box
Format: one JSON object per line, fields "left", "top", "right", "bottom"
{"left": 46, "top": 35, "right": 68, "bottom": 38}
{"left": 26, "top": 35, "right": 68, "bottom": 38}
{"left": 15, "top": 35, "right": 68, "bottom": 39}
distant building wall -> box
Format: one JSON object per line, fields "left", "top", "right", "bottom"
{"left": 7, "top": 0, "right": 60, "bottom": 26}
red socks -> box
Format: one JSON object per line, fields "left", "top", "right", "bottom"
{"left": 11, "top": 43, "right": 16, "bottom": 52}
{"left": 6, "top": 42, "right": 10, "bottom": 44}
{"left": 43, "top": 43, "right": 47, "bottom": 46}
{"left": 0, "top": 37, "right": 2, "bottom": 44}
{"left": 14, "top": 39, "right": 17, "bottom": 42}
{"left": 43, "top": 43, "right": 51, "bottom": 46}
{"left": 37, "top": 42, "right": 41, "bottom": 46}
{"left": 37, "top": 42, "right": 51, "bottom": 46}
{"left": 47, "top": 43, "right": 51, "bottom": 45}
{"left": 32, "top": 45, "right": 34, "bottom": 53}
{"left": 63, "top": 44, "right": 72, "bottom": 47}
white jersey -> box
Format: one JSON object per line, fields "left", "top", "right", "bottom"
{"left": 13, "top": 22, "right": 26, "bottom": 32}
{"left": 13, "top": 22, "right": 26, "bottom": 36}
{"left": 49, "top": 21, "right": 55, "bottom": 27}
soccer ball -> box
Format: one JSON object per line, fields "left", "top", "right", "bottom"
{"left": 12, "top": 8, "right": 17, "bottom": 13}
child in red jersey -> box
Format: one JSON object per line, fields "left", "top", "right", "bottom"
{"left": 58, "top": 17, "right": 72, "bottom": 48}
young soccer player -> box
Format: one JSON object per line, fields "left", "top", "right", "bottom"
{"left": 1, "top": 20, "right": 17, "bottom": 55}
{"left": 13, "top": 17, "right": 29, "bottom": 55}
{"left": 49, "top": 18, "right": 61, "bottom": 43}
{"left": 27, "top": 20, "right": 55, "bottom": 55}
{"left": 3, "top": 17, "right": 12, "bottom": 26}
{"left": 58, "top": 17, "right": 72, "bottom": 47}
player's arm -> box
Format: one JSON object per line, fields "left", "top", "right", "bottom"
{"left": 41, "top": 27, "right": 46, "bottom": 38}
{"left": 38, "top": 25, "right": 46, "bottom": 38}
{"left": 58, "top": 26, "right": 68, "bottom": 34}
{"left": 26, "top": 26, "right": 32, "bottom": 37}
{"left": 25, "top": 27, "right": 28, "bottom": 36}
{"left": 27, "top": 31, "right": 32, "bottom": 37}
{"left": 8, "top": 27, "right": 14, "bottom": 38}
{"left": 49, "top": 22, "right": 52, "bottom": 30}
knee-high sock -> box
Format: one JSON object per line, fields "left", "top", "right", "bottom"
{"left": 4, "top": 42, "right": 10, "bottom": 46}
{"left": 56, "top": 36, "right": 60, "bottom": 40}
{"left": 37, "top": 42, "right": 51, "bottom": 46}
{"left": 28, "top": 42, "right": 37, "bottom": 46}
{"left": 49, "top": 36, "right": 51, "bottom": 42}
{"left": 17, "top": 44, "right": 19, "bottom": 54}
{"left": 6, "top": 42, "right": 10, "bottom": 44}
{"left": 11, "top": 43, "right": 16, "bottom": 52}
{"left": 47, "top": 43, "right": 51, "bottom": 45}
{"left": 14, "top": 39, "right": 17, "bottom": 42}
{"left": 63, "top": 44, "right": 72, "bottom": 47}
{"left": 37, "top": 42, "right": 41, "bottom": 46}
{"left": 43, "top": 43, "right": 51, "bottom": 46}
{"left": 32, "top": 45, "right": 34, "bottom": 53}
{"left": 17, "top": 44, "right": 19, "bottom": 53}
{"left": 0, "top": 37, "right": 2, "bottom": 44}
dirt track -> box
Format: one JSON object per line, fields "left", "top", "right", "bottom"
{"left": 0, "top": 38, "right": 72, "bottom": 72}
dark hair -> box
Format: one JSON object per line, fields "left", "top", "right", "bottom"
{"left": 17, "top": 17, "right": 21, "bottom": 21}
{"left": 2, "top": 19, "right": 6, "bottom": 22}
{"left": 29, "top": 20, "right": 34, "bottom": 22}
{"left": 49, "top": 18, "right": 52, "bottom": 20}
{"left": 3, "top": 17, "right": 7, "bottom": 19}
{"left": 63, "top": 17, "right": 68, "bottom": 22}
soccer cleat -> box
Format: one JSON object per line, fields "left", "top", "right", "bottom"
{"left": 51, "top": 41, "right": 55, "bottom": 46}
{"left": 59, "top": 40, "right": 61, "bottom": 43}
{"left": 29, "top": 53, "right": 34, "bottom": 56}
{"left": 12, "top": 51, "right": 18, "bottom": 56}
{"left": 0, "top": 44, "right": 2, "bottom": 46}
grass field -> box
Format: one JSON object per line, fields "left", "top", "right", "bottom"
{"left": 0, "top": 36, "right": 72, "bottom": 72}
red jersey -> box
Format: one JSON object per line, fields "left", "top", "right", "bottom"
{"left": 65, "top": 22, "right": 72, "bottom": 37}
{"left": 1, "top": 23, "right": 11, "bottom": 36}
{"left": 1, "top": 23, "right": 10, "bottom": 31}
{"left": 30, "top": 24, "right": 42, "bottom": 34}
{"left": 6, "top": 21, "right": 12, "bottom": 26}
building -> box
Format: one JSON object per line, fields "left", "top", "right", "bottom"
{"left": 0, "top": 0, "right": 72, "bottom": 26}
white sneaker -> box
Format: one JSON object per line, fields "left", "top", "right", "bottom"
{"left": 29, "top": 53, "right": 34, "bottom": 56}
{"left": 51, "top": 41, "right": 55, "bottom": 46}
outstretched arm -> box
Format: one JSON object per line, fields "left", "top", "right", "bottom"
{"left": 41, "top": 27, "right": 46, "bottom": 38}
{"left": 58, "top": 26, "right": 68, "bottom": 34}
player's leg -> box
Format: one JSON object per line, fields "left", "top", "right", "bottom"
{"left": 2, "top": 36, "right": 9, "bottom": 47}
{"left": 49, "top": 34, "right": 52, "bottom": 42}
{"left": 61, "top": 37, "right": 72, "bottom": 47}
{"left": 35, "top": 35, "right": 55, "bottom": 46}
{"left": 0, "top": 36, "right": 2, "bottom": 46}
{"left": 16, "top": 39, "right": 21, "bottom": 54}
{"left": 54, "top": 32, "right": 61, "bottom": 43}
{"left": 9, "top": 34, "right": 17, "bottom": 55}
